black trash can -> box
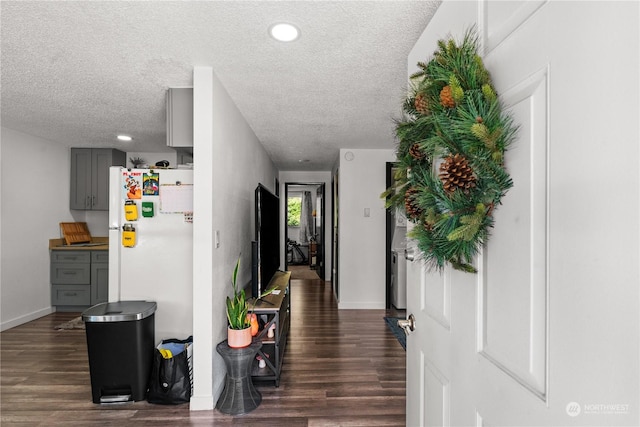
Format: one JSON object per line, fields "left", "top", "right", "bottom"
{"left": 82, "top": 301, "right": 157, "bottom": 404}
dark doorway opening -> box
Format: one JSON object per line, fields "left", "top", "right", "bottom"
{"left": 284, "top": 182, "right": 326, "bottom": 281}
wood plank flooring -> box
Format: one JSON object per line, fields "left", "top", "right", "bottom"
{"left": 1, "top": 275, "right": 406, "bottom": 426}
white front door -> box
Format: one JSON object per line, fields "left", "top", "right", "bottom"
{"left": 405, "top": 1, "right": 639, "bottom": 426}
{"left": 405, "top": 236, "right": 456, "bottom": 426}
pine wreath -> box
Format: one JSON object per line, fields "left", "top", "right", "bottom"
{"left": 382, "top": 28, "right": 517, "bottom": 273}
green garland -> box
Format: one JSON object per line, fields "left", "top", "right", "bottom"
{"left": 383, "top": 28, "right": 517, "bottom": 273}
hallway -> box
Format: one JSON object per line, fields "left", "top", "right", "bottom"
{"left": 1, "top": 277, "right": 406, "bottom": 426}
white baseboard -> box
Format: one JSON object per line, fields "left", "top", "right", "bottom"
{"left": 1, "top": 306, "right": 54, "bottom": 332}
{"left": 338, "top": 301, "right": 385, "bottom": 310}
{"left": 189, "top": 395, "right": 215, "bottom": 411}
{"left": 189, "top": 379, "right": 225, "bottom": 411}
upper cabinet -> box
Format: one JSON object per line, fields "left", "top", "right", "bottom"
{"left": 166, "top": 88, "right": 193, "bottom": 148}
{"left": 70, "top": 148, "right": 126, "bottom": 210}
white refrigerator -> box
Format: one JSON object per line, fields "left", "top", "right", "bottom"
{"left": 108, "top": 166, "right": 193, "bottom": 341}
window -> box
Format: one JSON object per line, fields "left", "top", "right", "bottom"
{"left": 287, "top": 196, "right": 301, "bottom": 226}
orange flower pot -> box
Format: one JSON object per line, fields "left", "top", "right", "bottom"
{"left": 227, "top": 327, "right": 252, "bottom": 348}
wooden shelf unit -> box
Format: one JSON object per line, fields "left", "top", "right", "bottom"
{"left": 250, "top": 270, "right": 291, "bottom": 387}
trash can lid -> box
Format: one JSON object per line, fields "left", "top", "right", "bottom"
{"left": 82, "top": 301, "right": 157, "bottom": 322}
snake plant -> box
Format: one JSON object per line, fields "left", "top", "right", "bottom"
{"left": 225, "top": 255, "right": 277, "bottom": 330}
{"left": 226, "top": 256, "right": 249, "bottom": 330}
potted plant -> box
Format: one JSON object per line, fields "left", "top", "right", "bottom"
{"left": 226, "top": 256, "right": 276, "bottom": 348}
{"left": 129, "top": 157, "right": 147, "bottom": 168}
{"left": 226, "top": 256, "right": 251, "bottom": 348}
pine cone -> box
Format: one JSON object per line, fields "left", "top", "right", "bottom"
{"left": 404, "top": 187, "right": 422, "bottom": 219}
{"left": 440, "top": 85, "right": 455, "bottom": 108}
{"left": 414, "top": 93, "right": 430, "bottom": 115}
{"left": 409, "top": 143, "right": 426, "bottom": 160}
{"left": 439, "top": 153, "right": 476, "bottom": 194}
{"left": 424, "top": 219, "right": 434, "bottom": 232}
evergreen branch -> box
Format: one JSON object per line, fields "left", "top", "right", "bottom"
{"left": 388, "top": 25, "right": 516, "bottom": 273}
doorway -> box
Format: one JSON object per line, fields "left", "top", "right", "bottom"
{"left": 385, "top": 162, "right": 407, "bottom": 315}
{"left": 284, "top": 182, "right": 325, "bottom": 281}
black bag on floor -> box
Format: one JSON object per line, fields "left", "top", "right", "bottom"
{"left": 147, "top": 336, "right": 193, "bottom": 405}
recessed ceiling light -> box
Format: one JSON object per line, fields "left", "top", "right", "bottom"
{"left": 117, "top": 134, "right": 133, "bottom": 141}
{"left": 298, "top": 159, "right": 310, "bottom": 163}
{"left": 269, "top": 23, "right": 300, "bottom": 42}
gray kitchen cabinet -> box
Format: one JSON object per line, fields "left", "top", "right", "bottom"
{"left": 166, "top": 88, "right": 193, "bottom": 147}
{"left": 70, "top": 148, "right": 125, "bottom": 210}
{"left": 51, "top": 250, "right": 109, "bottom": 310}
{"left": 90, "top": 252, "right": 109, "bottom": 305}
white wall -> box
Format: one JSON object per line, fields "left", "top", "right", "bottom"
{"left": 190, "top": 67, "right": 278, "bottom": 410}
{"left": 337, "top": 149, "right": 395, "bottom": 309}
{"left": 0, "top": 128, "right": 72, "bottom": 330}
{"left": 279, "top": 171, "right": 333, "bottom": 280}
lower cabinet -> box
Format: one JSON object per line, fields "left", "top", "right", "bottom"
{"left": 51, "top": 285, "right": 91, "bottom": 307}
{"left": 90, "top": 252, "right": 109, "bottom": 306}
{"left": 51, "top": 250, "right": 108, "bottom": 310}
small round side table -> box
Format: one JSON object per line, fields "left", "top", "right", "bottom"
{"left": 215, "top": 340, "right": 262, "bottom": 415}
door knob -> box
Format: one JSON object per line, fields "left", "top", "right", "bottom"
{"left": 404, "top": 248, "right": 415, "bottom": 261}
{"left": 398, "top": 314, "right": 416, "bottom": 334}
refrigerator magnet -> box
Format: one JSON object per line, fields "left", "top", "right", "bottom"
{"left": 124, "top": 200, "right": 138, "bottom": 221}
{"left": 122, "top": 224, "right": 136, "bottom": 247}
{"left": 142, "top": 201, "right": 154, "bottom": 218}
{"left": 143, "top": 173, "right": 159, "bottom": 196}
{"left": 123, "top": 172, "right": 142, "bottom": 199}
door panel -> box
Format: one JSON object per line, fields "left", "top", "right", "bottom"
{"left": 424, "top": 355, "right": 450, "bottom": 427}
{"left": 405, "top": 1, "right": 639, "bottom": 426}
{"left": 424, "top": 268, "right": 451, "bottom": 330}
{"left": 478, "top": 66, "right": 549, "bottom": 399}
{"left": 481, "top": 0, "right": 546, "bottom": 53}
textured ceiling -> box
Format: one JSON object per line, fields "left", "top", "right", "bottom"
{"left": 1, "top": 1, "right": 439, "bottom": 171}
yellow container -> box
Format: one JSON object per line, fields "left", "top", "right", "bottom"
{"left": 122, "top": 224, "right": 136, "bottom": 247}
{"left": 124, "top": 200, "right": 138, "bottom": 221}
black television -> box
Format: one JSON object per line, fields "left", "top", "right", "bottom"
{"left": 252, "top": 184, "right": 280, "bottom": 298}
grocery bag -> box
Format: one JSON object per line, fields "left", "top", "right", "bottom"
{"left": 147, "top": 336, "right": 193, "bottom": 404}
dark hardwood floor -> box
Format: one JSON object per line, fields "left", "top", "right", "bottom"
{"left": 1, "top": 275, "right": 406, "bottom": 426}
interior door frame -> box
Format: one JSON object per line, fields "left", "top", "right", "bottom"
{"left": 284, "top": 182, "right": 326, "bottom": 280}
{"left": 385, "top": 162, "right": 394, "bottom": 309}
{"left": 332, "top": 173, "right": 338, "bottom": 299}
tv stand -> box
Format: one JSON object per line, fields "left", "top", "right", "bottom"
{"left": 250, "top": 270, "right": 291, "bottom": 387}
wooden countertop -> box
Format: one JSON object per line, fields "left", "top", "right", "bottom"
{"left": 49, "top": 237, "right": 109, "bottom": 251}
